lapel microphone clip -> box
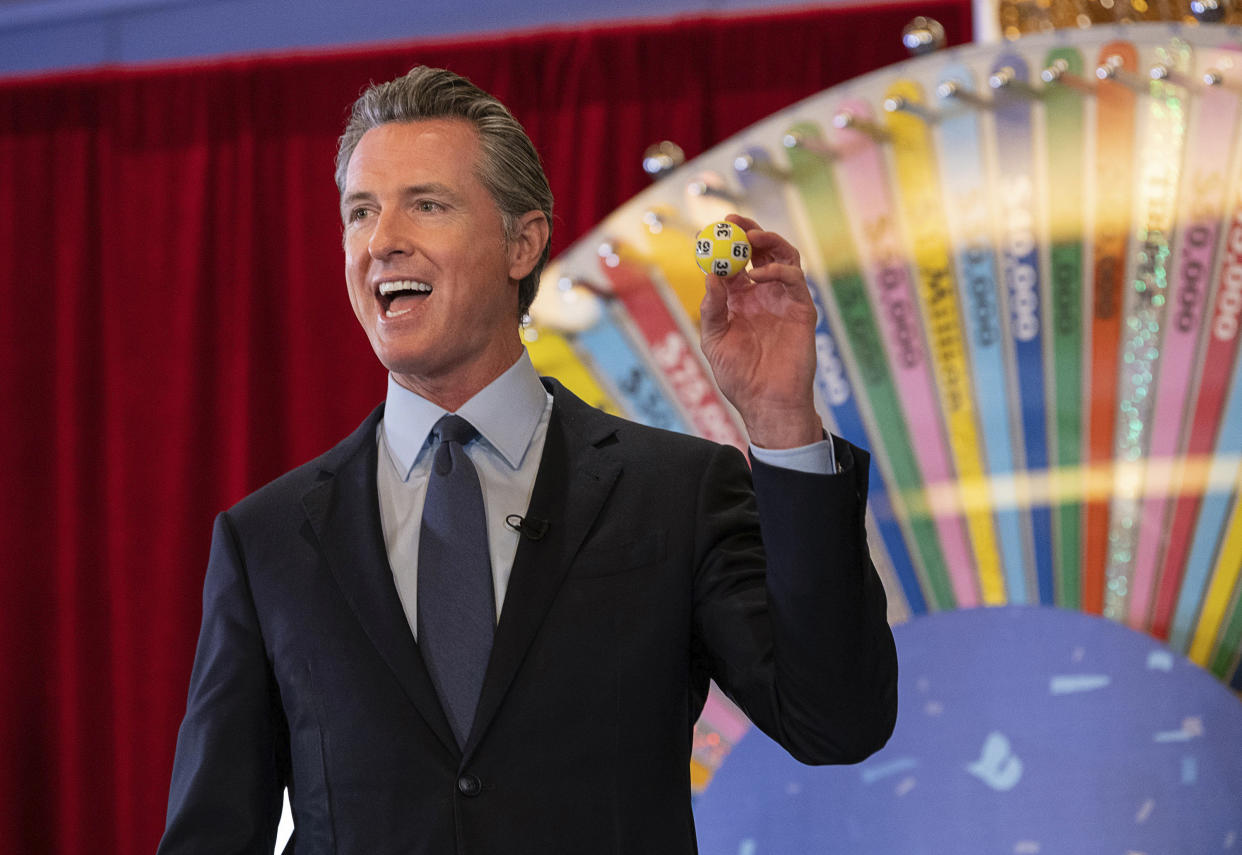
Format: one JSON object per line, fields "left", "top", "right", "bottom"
{"left": 505, "top": 514, "right": 550, "bottom": 540}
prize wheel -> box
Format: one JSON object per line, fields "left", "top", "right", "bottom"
{"left": 525, "top": 19, "right": 1242, "bottom": 789}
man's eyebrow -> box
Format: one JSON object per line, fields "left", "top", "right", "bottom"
{"left": 340, "top": 190, "right": 375, "bottom": 211}
{"left": 400, "top": 182, "right": 460, "bottom": 202}
{"left": 340, "top": 184, "right": 461, "bottom": 209}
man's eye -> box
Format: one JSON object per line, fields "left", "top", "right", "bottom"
{"left": 349, "top": 208, "right": 371, "bottom": 222}
{"left": 416, "top": 200, "right": 442, "bottom": 213}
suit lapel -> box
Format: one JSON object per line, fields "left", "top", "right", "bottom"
{"left": 464, "top": 381, "right": 622, "bottom": 756}
{"left": 300, "top": 407, "right": 459, "bottom": 756}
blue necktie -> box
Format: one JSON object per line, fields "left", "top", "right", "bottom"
{"left": 417, "top": 414, "right": 495, "bottom": 747}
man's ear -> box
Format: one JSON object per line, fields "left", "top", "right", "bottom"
{"left": 508, "top": 211, "right": 550, "bottom": 281}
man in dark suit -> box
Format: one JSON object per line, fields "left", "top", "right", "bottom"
{"left": 158, "top": 66, "right": 897, "bottom": 854}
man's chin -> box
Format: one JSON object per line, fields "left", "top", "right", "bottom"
{"left": 368, "top": 334, "right": 430, "bottom": 375}
{"left": 378, "top": 354, "right": 431, "bottom": 381}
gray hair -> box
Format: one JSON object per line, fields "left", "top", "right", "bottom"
{"left": 335, "top": 66, "right": 553, "bottom": 317}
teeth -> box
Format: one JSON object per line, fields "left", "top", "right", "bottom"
{"left": 378, "top": 280, "right": 432, "bottom": 296}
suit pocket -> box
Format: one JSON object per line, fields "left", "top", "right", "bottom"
{"left": 569, "top": 529, "right": 667, "bottom": 579}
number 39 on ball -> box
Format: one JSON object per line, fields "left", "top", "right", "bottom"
{"left": 694, "top": 221, "right": 751, "bottom": 277}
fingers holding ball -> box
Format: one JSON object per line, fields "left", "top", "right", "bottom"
{"left": 694, "top": 221, "right": 751, "bottom": 278}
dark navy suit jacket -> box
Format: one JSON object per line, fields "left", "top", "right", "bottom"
{"left": 158, "top": 379, "right": 897, "bottom": 854}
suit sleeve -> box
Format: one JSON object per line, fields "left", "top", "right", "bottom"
{"left": 691, "top": 437, "right": 898, "bottom": 765}
{"left": 158, "top": 512, "right": 287, "bottom": 855}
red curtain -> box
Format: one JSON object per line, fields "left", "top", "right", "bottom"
{"left": 0, "top": 3, "right": 970, "bottom": 852}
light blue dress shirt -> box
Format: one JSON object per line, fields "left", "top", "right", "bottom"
{"left": 376, "top": 350, "right": 834, "bottom": 636}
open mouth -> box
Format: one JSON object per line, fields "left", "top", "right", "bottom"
{"left": 378, "top": 279, "right": 432, "bottom": 318}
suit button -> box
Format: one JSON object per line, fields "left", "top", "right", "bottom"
{"left": 457, "top": 774, "right": 482, "bottom": 797}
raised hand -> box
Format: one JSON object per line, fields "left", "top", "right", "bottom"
{"left": 699, "top": 214, "right": 823, "bottom": 449}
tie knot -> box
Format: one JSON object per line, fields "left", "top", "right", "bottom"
{"left": 433, "top": 414, "right": 479, "bottom": 446}
{"left": 431, "top": 415, "right": 478, "bottom": 476}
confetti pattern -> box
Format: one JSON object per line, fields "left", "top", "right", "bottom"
{"left": 694, "top": 607, "right": 1242, "bottom": 853}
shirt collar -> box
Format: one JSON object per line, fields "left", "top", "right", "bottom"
{"left": 382, "top": 350, "right": 548, "bottom": 480}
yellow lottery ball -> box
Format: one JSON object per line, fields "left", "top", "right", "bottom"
{"left": 694, "top": 221, "right": 751, "bottom": 277}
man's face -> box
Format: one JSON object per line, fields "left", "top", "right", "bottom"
{"left": 341, "top": 119, "right": 539, "bottom": 405}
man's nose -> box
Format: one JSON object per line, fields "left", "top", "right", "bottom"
{"left": 368, "top": 210, "right": 414, "bottom": 260}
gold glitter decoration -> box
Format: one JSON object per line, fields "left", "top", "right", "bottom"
{"left": 996, "top": 0, "right": 1242, "bottom": 33}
